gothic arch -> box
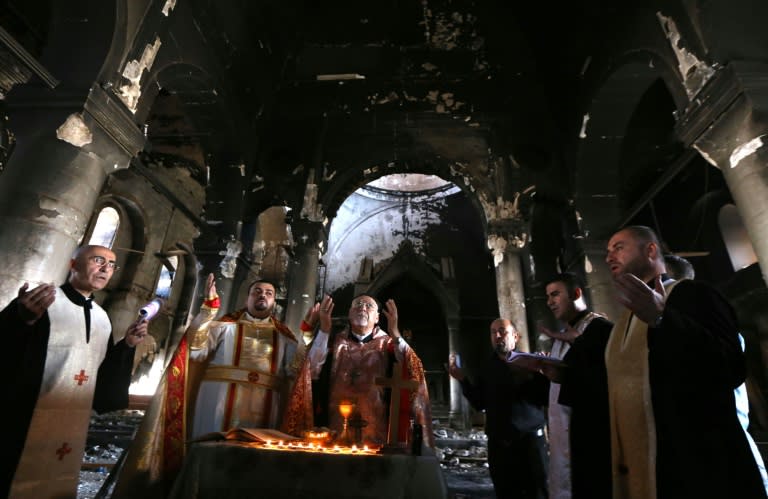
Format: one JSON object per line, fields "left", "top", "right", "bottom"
{"left": 575, "top": 51, "right": 685, "bottom": 240}
{"left": 360, "top": 241, "right": 459, "bottom": 320}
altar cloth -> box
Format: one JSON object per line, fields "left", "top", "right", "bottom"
{"left": 168, "top": 441, "right": 448, "bottom": 499}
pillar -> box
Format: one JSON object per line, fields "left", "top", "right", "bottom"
{"left": 582, "top": 239, "right": 622, "bottom": 322}
{"left": 0, "top": 84, "right": 144, "bottom": 304}
{"left": 446, "top": 317, "right": 465, "bottom": 426}
{"left": 676, "top": 62, "right": 768, "bottom": 284}
{"left": 488, "top": 226, "right": 531, "bottom": 352}
{"left": 284, "top": 219, "right": 325, "bottom": 338}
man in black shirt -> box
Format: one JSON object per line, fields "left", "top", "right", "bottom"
{"left": 448, "top": 318, "right": 549, "bottom": 499}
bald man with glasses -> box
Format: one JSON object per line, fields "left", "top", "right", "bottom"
{"left": 1, "top": 244, "right": 148, "bottom": 498}
{"left": 305, "top": 294, "right": 432, "bottom": 448}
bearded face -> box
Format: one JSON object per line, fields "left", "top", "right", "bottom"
{"left": 489, "top": 319, "right": 518, "bottom": 356}
{"left": 247, "top": 282, "right": 276, "bottom": 318}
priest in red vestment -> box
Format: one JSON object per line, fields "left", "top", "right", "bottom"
{"left": 305, "top": 294, "right": 433, "bottom": 448}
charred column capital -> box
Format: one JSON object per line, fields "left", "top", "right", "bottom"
{"left": 675, "top": 61, "right": 768, "bottom": 164}
{"left": 675, "top": 61, "right": 768, "bottom": 284}
{"left": 486, "top": 218, "right": 529, "bottom": 265}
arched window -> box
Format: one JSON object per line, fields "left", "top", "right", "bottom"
{"left": 156, "top": 255, "right": 178, "bottom": 299}
{"left": 718, "top": 204, "right": 758, "bottom": 271}
{"left": 88, "top": 206, "right": 120, "bottom": 248}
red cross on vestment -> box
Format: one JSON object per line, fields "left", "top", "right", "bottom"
{"left": 74, "top": 369, "right": 89, "bottom": 385}
{"left": 56, "top": 442, "right": 72, "bottom": 461}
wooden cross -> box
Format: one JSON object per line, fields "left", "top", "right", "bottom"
{"left": 348, "top": 411, "right": 368, "bottom": 445}
{"left": 56, "top": 442, "right": 72, "bottom": 461}
{"left": 348, "top": 369, "right": 362, "bottom": 386}
{"left": 374, "top": 359, "right": 420, "bottom": 446}
{"left": 73, "top": 369, "right": 89, "bottom": 385}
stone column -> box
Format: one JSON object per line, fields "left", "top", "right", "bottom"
{"left": 446, "top": 317, "right": 465, "bottom": 426}
{"left": 216, "top": 235, "right": 245, "bottom": 315}
{"left": 676, "top": 62, "right": 768, "bottom": 284}
{"left": 0, "top": 85, "right": 144, "bottom": 304}
{"left": 284, "top": 219, "right": 325, "bottom": 338}
{"left": 582, "top": 239, "right": 622, "bottom": 322}
{"left": 487, "top": 225, "right": 531, "bottom": 352}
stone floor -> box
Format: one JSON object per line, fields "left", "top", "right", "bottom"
{"left": 78, "top": 411, "right": 497, "bottom": 499}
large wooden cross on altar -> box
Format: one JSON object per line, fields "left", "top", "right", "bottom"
{"left": 374, "top": 359, "right": 420, "bottom": 447}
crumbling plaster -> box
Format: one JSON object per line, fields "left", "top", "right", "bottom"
{"left": 656, "top": 11, "right": 715, "bottom": 99}
{"left": 118, "top": 37, "right": 162, "bottom": 113}
{"left": 56, "top": 113, "right": 93, "bottom": 148}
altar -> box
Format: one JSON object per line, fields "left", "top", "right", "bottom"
{"left": 168, "top": 441, "right": 448, "bottom": 499}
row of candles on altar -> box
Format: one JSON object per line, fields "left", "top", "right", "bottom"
{"left": 259, "top": 440, "right": 379, "bottom": 455}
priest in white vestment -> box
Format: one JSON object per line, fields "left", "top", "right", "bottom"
{"left": 3, "top": 245, "right": 147, "bottom": 499}
{"left": 540, "top": 272, "right": 607, "bottom": 499}
{"left": 185, "top": 274, "right": 305, "bottom": 437}
{"left": 112, "top": 274, "right": 309, "bottom": 499}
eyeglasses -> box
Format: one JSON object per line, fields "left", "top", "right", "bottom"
{"left": 89, "top": 255, "right": 120, "bottom": 271}
{"left": 351, "top": 299, "right": 377, "bottom": 311}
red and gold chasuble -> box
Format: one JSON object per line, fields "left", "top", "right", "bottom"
{"left": 326, "top": 330, "right": 433, "bottom": 447}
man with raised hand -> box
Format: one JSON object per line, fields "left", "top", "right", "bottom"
{"left": 604, "top": 225, "right": 765, "bottom": 499}
{"left": 3, "top": 245, "right": 147, "bottom": 498}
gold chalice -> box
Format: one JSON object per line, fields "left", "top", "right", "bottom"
{"left": 338, "top": 400, "right": 355, "bottom": 446}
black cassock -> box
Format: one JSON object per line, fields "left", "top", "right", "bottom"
{"left": 1, "top": 283, "right": 134, "bottom": 497}
{"left": 561, "top": 279, "right": 766, "bottom": 499}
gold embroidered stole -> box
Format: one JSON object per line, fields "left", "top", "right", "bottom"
{"left": 575, "top": 310, "right": 604, "bottom": 334}
{"left": 605, "top": 280, "right": 680, "bottom": 499}
{"left": 605, "top": 309, "right": 656, "bottom": 499}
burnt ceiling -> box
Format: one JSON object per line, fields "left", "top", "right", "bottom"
{"left": 144, "top": 0, "right": 609, "bottom": 216}
{"left": 0, "top": 1, "right": 724, "bottom": 254}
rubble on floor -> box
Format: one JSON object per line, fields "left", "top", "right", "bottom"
{"left": 78, "top": 410, "right": 144, "bottom": 499}
{"left": 433, "top": 422, "right": 496, "bottom": 498}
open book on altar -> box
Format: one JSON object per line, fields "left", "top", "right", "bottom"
{"left": 192, "top": 428, "right": 301, "bottom": 444}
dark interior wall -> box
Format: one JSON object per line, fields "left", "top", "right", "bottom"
{"left": 377, "top": 277, "right": 446, "bottom": 372}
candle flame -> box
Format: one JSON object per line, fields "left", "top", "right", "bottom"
{"left": 258, "top": 440, "right": 379, "bottom": 455}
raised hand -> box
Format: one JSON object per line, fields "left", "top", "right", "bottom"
{"left": 615, "top": 273, "right": 666, "bottom": 324}
{"left": 205, "top": 273, "right": 217, "bottom": 300}
{"left": 446, "top": 353, "right": 464, "bottom": 381}
{"left": 125, "top": 319, "right": 149, "bottom": 347}
{"left": 17, "top": 282, "right": 56, "bottom": 325}
{"left": 318, "top": 295, "right": 334, "bottom": 332}
{"left": 381, "top": 299, "right": 400, "bottom": 338}
{"left": 304, "top": 302, "right": 320, "bottom": 329}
